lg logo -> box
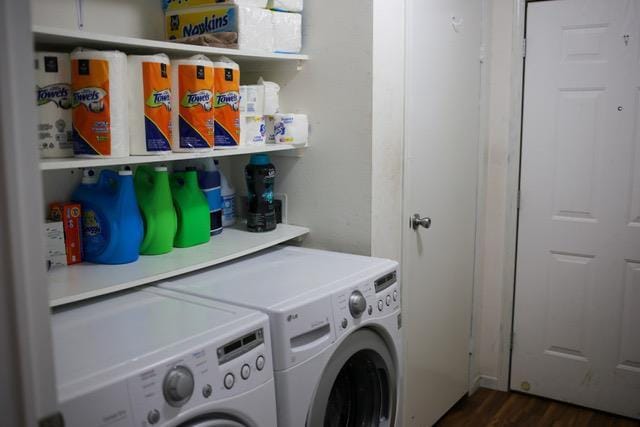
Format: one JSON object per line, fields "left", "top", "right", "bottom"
{"left": 286, "top": 313, "right": 299, "bottom": 322}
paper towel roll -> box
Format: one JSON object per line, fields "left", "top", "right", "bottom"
{"left": 70, "top": 48, "right": 129, "bottom": 157}
{"left": 272, "top": 11, "right": 302, "bottom": 53}
{"left": 242, "top": 116, "right": 266, "bottom": 146}
{"left": 35, "top": 52, "right": 73, "bottom": 158}
{"left": 268, "top": 0, "right": 303, "bottom": 12}
{"left": 171, "top": 55, "right": 215, "bottom": 152}
{"left": 273, "top": 113, "right": 308, "bottom": 146}
{"left": 212, "top": 57, "right": 241, "bottom": 149}
{"left": 128, "top": 54, "right": 173, "bottom": 155}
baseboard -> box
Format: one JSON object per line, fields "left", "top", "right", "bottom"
{"left": 478, "top": 375, "right": 499, "bottom": 390}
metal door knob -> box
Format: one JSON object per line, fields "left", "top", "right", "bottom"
{"left": 411, "top": 214, "right": 432, "bottom": 230}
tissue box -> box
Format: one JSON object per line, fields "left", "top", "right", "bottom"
{"left": 164, "top": 0, "right": 267, "bottom": 11}
{"left": 272, "top": 11, "right": 302, "bottom": 53}
{"left": 240, "top": 85, "right": 265, "bottom": 115}
{"left": 166, "top": 5, "right": 274, "bottom": 52}
{"left": 44, "top": 221, "right": 66, "bottom": 257}
{"left": 267, "top": 0, "right": 303, "bottom": 12}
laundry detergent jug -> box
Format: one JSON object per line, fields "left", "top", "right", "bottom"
{"left": 134, "top": 165, "right": 177, "bottom": 255}
{"left": 170, "top": 169, "right": 210, "bottom": 247}
{"left": 193, "top": 159, "right": 223, "bottom": 236}
{"left": 72, "top": 169, "right": 144, "bottom": 264}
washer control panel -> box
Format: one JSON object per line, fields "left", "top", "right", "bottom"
{"left": 332, "top": 269, "right": 400, "bottom": 337}
{"left": 126, "top": 326, "right": 273, "bottom": 426}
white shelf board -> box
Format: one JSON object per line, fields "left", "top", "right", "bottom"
{"left": 48, "top": 224, "right": 309, "bottom": 307}
{"left": 33, "top": 25, "right": 309, "bottom": 63}
{"left": 40, "top": 144, "right": 307, "bottom": 170}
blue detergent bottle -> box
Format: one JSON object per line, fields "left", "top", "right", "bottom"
{"left": 72, "top": 169, "right": 144, "bottom": 264}
{"left": 192, "top": 159, "right": 223, "bottom": 236}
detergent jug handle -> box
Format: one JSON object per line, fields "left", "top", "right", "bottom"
{"left": 134, "top": 165, "right": 154, "bottom": 191}
{"left": 98, "top": 169, "right": 120, "bottom": 192}
{"left": 169, "top": 172, "right": 185, "bottom": 191}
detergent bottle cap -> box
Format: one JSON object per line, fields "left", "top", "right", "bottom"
{"left": 119, "top": 170, "right": 133, "bottom": 176}
{"left": 154, "top": 166, "right": 168, "bottom": 172}
{"left": 82, "top": 169, "right": 98, "bottom": 184}
{"left": 250, "top": 153, "right": 271, "bottom": 166}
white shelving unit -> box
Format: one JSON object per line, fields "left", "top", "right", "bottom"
{"left": 49, "top": 224, "right": 310, "bottom": 307}
{"left": 41, "top": 144, "right": 307, "bottom": 170}
{"left": 33, "top": 25, "right": 309, "bottom": 64}
{"left": 37, "top": 26, "right": 311, "bottom": 307}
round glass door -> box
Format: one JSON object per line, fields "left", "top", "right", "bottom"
{"left": 307, "top": 329, "right": 397, "bottom": 427}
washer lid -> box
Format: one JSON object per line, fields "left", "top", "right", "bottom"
{"left": 159, "top": 246, "right": 397, "bottom": 311}
{"left": 52, "top": 288, "right": 264, "bottom": 393}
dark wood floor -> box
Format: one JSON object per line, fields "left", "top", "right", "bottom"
{"left": 435, "top": 388, "right": 639, "bottom": 426}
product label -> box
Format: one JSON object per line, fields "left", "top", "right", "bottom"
{"left": 214, "top": 67, "right": 240, "bottom": 147}
{"left": 82, "top": 207, "right": 108, "bottom": 257}
{"left": 37, "top": 83, "right": 72, "bottom": 109}
{"left": 71, "top": 59, "right": 111, "bottom": 155}
{"left": 165, "top": 6, "right": 237, "bottom": 40}
{"left": 143, "top": 62, "right": 172, "bottom": 151}
{"left": 178, "top": 64, "right": 215, "bottom": 149}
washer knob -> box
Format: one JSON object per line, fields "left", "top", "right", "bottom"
{"left": 349, "top": 290, "right": 367, "bottom": 318}
{"left": 163, "top": 366, "right": 194, "bottom": 407}
{"left": 256, "top": 355, "right": 265, "bottom": 371}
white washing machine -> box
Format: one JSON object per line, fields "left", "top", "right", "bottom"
{"left": 52, "top": 287, "right": 278, "bottom": 427}
{"left": 158, "top": 246, "right": 402, "bottom": 427}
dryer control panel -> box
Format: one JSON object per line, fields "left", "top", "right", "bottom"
{"left": 332, "top": 267, "right": 400, "bottom": 339}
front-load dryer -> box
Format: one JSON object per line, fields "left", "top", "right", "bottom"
{"left": 158, "top": 246, "right": 402, "bottom": 427}
{"left": 51, "top": 287, "right": 278, "bottom": 427}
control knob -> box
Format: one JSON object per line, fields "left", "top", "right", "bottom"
{"left": 163, "top": 366, "right": 194, "bottom": 407}
{"left": 348, "top": 290, "right": 367, "bottom": 319}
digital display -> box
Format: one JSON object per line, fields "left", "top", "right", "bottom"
{"left": 217, "top": 328, "right": 264, "bottom": 364}
{"left": 374, "top": 271, "right": 397, "bottom": 293}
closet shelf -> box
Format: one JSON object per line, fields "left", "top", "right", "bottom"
{"left": 48, "top": 224, "right": 310, "bottom": 308}
{"left": 33, "top": 25, "right": 309, "bottom": 63}
{"left": 40, "top": 144, "right": 308, "bottom": 170}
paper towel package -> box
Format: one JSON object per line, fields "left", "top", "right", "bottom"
{"left": 240, "top": 85, "right": 265, "bottom": 115}
{"left": 35, "top": 52, "right": 73, "bottom": 158}
{"left": 273, "top": 113, "right": 308, "bottom": 146}
{"left": 70, "top": 48, "right": 129, "bottom": 157}
{"left": 238, "top": 6, "right": 275, "bottom": 52}
{"left": 128, "top": 54, "right": 173, "bottom": 155}
{"left": 267, "top": 0, "right": 303, "bottom": 12}
{"left": 212, "top": 57, "right": 241, "bottom": 149}
{"left": 242, "top": 115, "right": 266, "bottom": 146}
{"left": 272, "top": 11, "right": 302, "bottom": 53}
{"left": 163, "top": 0, "right": 267, "bottom": 11}
{"left": 171, "top": 55, "right": 215, "bottom": 152}
{"left": 165, "top": 5, "right": 274, "bottom": 52}
{"left": 258, "top": 77, "right": 280, "bottom": 115}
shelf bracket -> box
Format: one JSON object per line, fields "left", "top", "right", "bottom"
{"left": 296, "top": 59, "right": 304, "bottom": 71}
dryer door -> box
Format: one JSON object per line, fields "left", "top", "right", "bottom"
{"left": 307, "top": 329, "right": 397, "bottom": 427}
{"left": 179, "top": 415, "right": 246, "bottom": 427}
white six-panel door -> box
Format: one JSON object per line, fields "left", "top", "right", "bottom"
{"left": 512, "top": 0, "right": 640, "bottom": 419}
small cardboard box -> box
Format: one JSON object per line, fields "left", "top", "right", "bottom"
{"left": 44, "top": 221, "right": 66, "bottom": 257}
{"left": 49, "top": 203, "right": 82, "bottom": 265}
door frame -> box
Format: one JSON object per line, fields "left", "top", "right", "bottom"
{"left": 484, "top": 0, "right": 527, "bottom": 391}
{"left": 0, "top": 1, "right": 59, "bottom": 425}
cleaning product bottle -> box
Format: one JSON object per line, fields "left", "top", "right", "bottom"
{"left": 170, "top": 169, "right": 211, "bottom": 247}
{"left": 72, "top": 169, "right": 144, "bottom": 264}
{"left": 134, "top": 165, "right": 177, "bottom": 255}
{"left": 245, "top": 154, "right": 276, "bottom": 232}
{"left": 194, "top": 159, "right": 223, "bottom": 236}
{"left": 217, "top": 160, "right": 236, "bottom": 227}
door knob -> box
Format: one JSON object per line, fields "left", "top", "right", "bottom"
{"left": 411, "top": 214, "right": 432, "bottom": 230}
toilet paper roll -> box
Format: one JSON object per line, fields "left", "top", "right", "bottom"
{"left": 240, "top": 85, "right": 265, "bottom": 116}
{"left": 258, "top": 77, "right": 280, "bottom": 115}
{"left": 273, "top": 113, "right": 308, "bottom": 146}
{"left": 242, "top": 115, "right": 266, "bottom": 146}
{"left": 70, "top": 48, "right": 129, "bottom": 157}
{"left": 272, "top": 11, "right": 302, "bottom": 54}
{"left": 35, "top": 52, "right": 73, "bottom": 158}
{"left": 267, "top": 0, "right": 303, "bottom": 12}
{"left": 171, "top": 55, "right": 215, "bottom": 152}
{"left": 128, "top": 54, "right": 173, "bottom": 155}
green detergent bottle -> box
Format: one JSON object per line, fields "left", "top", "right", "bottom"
{"left": 170, "top": 169, "right": 211, "bottom": 247}
{"left": 134, "top": 165, "right": 177, "bottom": 255}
